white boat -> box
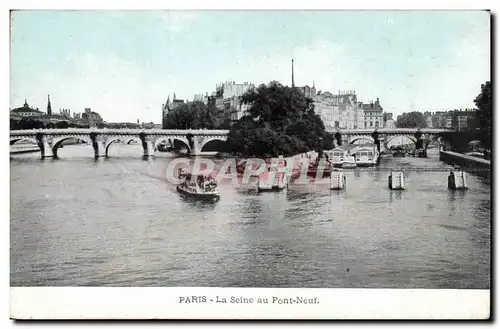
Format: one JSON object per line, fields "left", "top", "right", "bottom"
{"left": 177, "top": 173, "right": 220, "bottom": 200}
{"left": 342, "top": 155, "right": 357, "bottom": 169}
{"left": 354, "top": 146, "right": 379, "bottom": 167}
{"left": 329, "top": 147, "right": 348, "bottom": 168}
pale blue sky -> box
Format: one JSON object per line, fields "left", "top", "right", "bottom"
{"left": 10, "top": 10, "right": 490, "bottom": 123}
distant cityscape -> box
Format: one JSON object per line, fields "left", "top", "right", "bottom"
{"left": 10, "top": 83, "right": 477, "bottom": 132}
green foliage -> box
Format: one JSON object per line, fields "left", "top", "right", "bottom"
{"left": 10, "top": 118, "right": 88, "bottom": 130}
{"left": 163, "top": 100, "right": 230, "bottom": 129}
{"left": 226, "top": 81, "right": 332, "bottom": 157}
{"left": 396, "top": 111, "right": 427, "bottom": 128}
{"left": 473, "top": 81, "right": 492, "bottom": 150}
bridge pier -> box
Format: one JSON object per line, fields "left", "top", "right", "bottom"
{"left": 90, "top": 133, "right": 106, "bottom": 157}
{"left": 143, "top": 140, "right": 155, "bottom": 157}
{"left": 94, "top": 141, "right": 106, "bottom": 157}
{"left": 36, "top": 133, "right": 53, "bottom": 159}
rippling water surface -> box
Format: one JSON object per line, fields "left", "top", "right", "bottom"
{"left": 10, "top": 146, "right": 490, "bottom": 288}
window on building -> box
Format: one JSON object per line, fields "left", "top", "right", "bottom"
{"left": 370, "top": 122, "right": 373, "bottom": 127}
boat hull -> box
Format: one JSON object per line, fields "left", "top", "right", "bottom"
{"left": 176, "top": 185, "right": 220, "bottom": 200}
{"left": 258, "top": 186, "right": 286, "bottom": 192}
{"left": 356, "top": 162, "right": 376, "bottom": 167}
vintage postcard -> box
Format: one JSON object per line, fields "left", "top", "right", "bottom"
{"left": 9, "top": 7, "right": 491, "bottom": 320}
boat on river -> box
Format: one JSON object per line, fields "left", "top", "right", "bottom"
{"left": 177, "top": 172, "right": 220, "bottom": 200}
{"left": 354, "top": 145, "right": 379, "bottom": 167}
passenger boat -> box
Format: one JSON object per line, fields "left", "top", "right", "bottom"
{"left": 329, "top": 147, "right": 348, "bottom": 168}
{"left": 354, "top": 146, "right": 379, "bottom": 167}
{"left": 177, "top": 172, "right": 220, "bottom": 200}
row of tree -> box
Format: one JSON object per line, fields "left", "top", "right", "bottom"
{"left": 10, "top": 118, "right": 93, "bottom": 130}
{"left": 163, "top": 100, "right": 232, "bottom": 130}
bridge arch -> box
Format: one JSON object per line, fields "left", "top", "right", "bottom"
{"left": 349, "top": 136, "right": 375, "bottom": 144}
{"left": 52, "top": 135, "right": 93, "bottom": 158}
{"left": 384, "top": 135, "right": 418, "bottom": 148}
{"left": 154, "top": 137, "right": 191, "bottom": 153}
{"left": 200, "top": 136, "right": 228, "bottom": 152}
{"left": 105, "top": 137, "right": 143, "bottom": 157}
{"left": 10, "top": 137, "right": 39, "bottom": 146}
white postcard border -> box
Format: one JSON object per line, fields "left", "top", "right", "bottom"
{"left": 10, "top": 287, "right": 490, "bottom": 319}
{"left": 4, "top": 0, "right": 497, "bottom": 325}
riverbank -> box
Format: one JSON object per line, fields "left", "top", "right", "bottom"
{"left": 439, "top": 150, "right": 490, "bottom": 169}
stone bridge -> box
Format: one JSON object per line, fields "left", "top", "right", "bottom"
{"left": 332, "top": 128, "right": 447, "bottom": 150}
{"left": 10, "top": 129, "right": 230, "bottom": 159}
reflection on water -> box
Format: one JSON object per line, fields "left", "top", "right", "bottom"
{"left": 10, "top": 145, "right": 491, "bottom": 288}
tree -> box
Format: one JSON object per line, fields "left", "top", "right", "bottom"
{"left": 55, "top": 121, "right": 70, "bottom": 129}
{"left": 163, "top": 100, "right": 230, "bottom": 130}
{"left": 474, "top": 81, "right": 492, "bottom": 150}
{"left": 396, "top": 111, "right": 427, "bottom": 128}
{"left": 225, "top": 81, "right": 329, "bottom": 157}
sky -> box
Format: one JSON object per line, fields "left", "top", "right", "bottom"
{"left": 10, "top": 10, "right": 490, "bottom": 123}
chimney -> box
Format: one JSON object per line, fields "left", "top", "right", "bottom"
{"left": 291, "top": 59, "right": 295, "bottom": 87}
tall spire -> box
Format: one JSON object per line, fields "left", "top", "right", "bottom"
{"left": 291, "top": 59, "right": 295, "bottom": 88}
{"left": 313, "top": 80, "right": 315, "bottom": 89}
{"left": 47, "top": 94, "right": 52, "bottom": 116}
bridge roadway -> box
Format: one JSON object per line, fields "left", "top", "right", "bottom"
{"left": 10, "top": 127, "right": 447, "bottom": 160}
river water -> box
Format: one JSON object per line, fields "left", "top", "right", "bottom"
{"left": 10, "top": 145, "right": 491, "bottom": 288}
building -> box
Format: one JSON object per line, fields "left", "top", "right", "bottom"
{"left": 47, "top": 95, "right": 52, "bottom": 116}
{"left": 212, "top": 81, "right": 254, "bottom": 123}
{"left": 421, "top": 109, "right": 476, "bottom": 131}
{"left": 362, "top": 98, "right": 384, "bottom": 128}
{"left": 454, "top": 109, "right": 476, "bottom": 131}
{"left": 59, "top": 108, "right": 72, "bottom": 118}
{"left": 310, "top": 90, "right": 363, "bottom": 130}
{"left": 297, "top": 84, "right": 317, "bottom": 99}
{"left": 193, "top": 93, "right": 210, "bottom": 105}
{"left": 162, "top": 94, "right": 186, "bottom": 128}
{"left": 82, "top": 108, "right": 103, "bottom": 124}
{"left": 385, "top": 119, "right": 396, "bottom": 129}
{"left": 10, "top": 99, "right": 45, "bottom": 118}
{"left": 423, "top": 111, "right": 433, "bottom": 128}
